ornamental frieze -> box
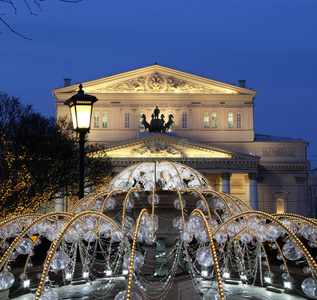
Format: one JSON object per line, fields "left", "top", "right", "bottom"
{"left": 263, "top": 147, "right": 296, "bottom": 157}
{"left": 96, "top": 72, "right": 227, "bottom": 94}
{"left": 110, "top": 157, "right": 258, "bottom": 171}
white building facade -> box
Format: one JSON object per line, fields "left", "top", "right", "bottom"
{"left": 53, "top": 64, "right": 309, "bottom": 216}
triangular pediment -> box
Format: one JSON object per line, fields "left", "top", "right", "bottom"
{"left": 55, "top": 65, "right": 256, "bottom": 96}
{"left": 94, "top": 134, "right": 259, "bottom": 160}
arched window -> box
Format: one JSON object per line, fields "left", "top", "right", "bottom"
{"left": 273, "top": 190, "right": 288, "bottom": 214}
{"left": 125, "top": 113, "right": 130, "bottom": 128}
{"left": 102, "top": 113, "right": 108, "bottom": 128}
{"left": 204, "top": 113, "right": 209, "bottom": 128}
{"left": 139, "top": 113, "right": 144, "bottom": 128}
{"left": 237, "top": 113, "right": 242, "bottom": 128}
{"left": 182, "top": 113, "right": 187, "bottom": 128}
{"left": 276, "top": 199, "right": 285, "bottom": 214}
{"left": 228, "top": 113, "right": 233, "bottom": 128}
{"left": 94, "top": 113, "right": 99, "bottom": 128}
{"left": 212, "top": 113, "right": 217, "bottom": 128}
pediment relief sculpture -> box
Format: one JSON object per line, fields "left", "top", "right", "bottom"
{"left": 95, "top": 72, "right": 231, "bottom": 94}
{"left": 131, "top": 143, "right": 183, "bottom": 157}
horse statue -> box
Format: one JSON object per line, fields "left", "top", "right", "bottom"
{"left": 160, "top": 114, "right": 165, "bottom": 132}
{"left": 140, "top": 114, "right": 150, "bottom": 131}
{"left": 164, "top": 114, "right": 174, "bottom": 131}
{"left": 150, "top": 113, "right": 165, "bottom": 132}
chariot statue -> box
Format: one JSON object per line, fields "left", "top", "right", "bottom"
{"left": 140, "top": 106, "right": 174, "bottom": 133}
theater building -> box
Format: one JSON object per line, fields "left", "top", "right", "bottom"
{"left": 53, "top": 64, "right": 309, "bottom": 216}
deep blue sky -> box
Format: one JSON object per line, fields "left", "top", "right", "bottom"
{"left": 1, "top": 0, "right": 316, "bottom": 168}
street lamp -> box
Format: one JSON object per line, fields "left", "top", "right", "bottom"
{"left": 64, "top": 84, "right": 98, "bottom": 199}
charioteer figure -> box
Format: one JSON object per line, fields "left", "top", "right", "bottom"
{"left": 154, "top": 106, "right": 160, "bottom": 119}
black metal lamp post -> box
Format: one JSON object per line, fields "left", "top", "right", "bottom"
{"left": 64, "top": 84, "right": 98, "bottom": 199}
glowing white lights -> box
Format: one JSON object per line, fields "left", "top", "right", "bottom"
{"left": 65, "top": 271, "right": 72, "bottom": 281}
{"left": 23, "top": 279, "right": 30, "bottom": 288}
{"left": 106, "top": 161, "right": 212, "bottom": 192}
{"left": 264, "top": 276, "right": 272, "bottom": 284}
{"left": 240, "top": 274, "right": 247, "bottom": 281}
{"left": 223, "top": 271, "right": 230, "bottom": 279}
{"left": 284, "top": 281, "right": 292, "bottom": 289}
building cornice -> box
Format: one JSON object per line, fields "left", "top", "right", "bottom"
{"left": 259, "top": 161, "right": 309, "bottom": 171}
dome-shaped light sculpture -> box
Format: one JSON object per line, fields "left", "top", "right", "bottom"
{"left": 0, "top": 161, "right": 316, "bottom": 300}
{"left": 106, "top": 161, "right": 213, "bottom": 192}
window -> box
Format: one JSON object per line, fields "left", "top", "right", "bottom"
{"left": 125, "top": 113, "right": 130, "bottom": 128}
{"left": 102, "top": 113, "right": 108, "bottom": 128}
{"left": 182, "top": 113, "right": 187, "bottom": 128}
{"left": 212, "top": 113, "right": 217, "bottom": 128}
{"left": 204, "top": 113, "right": 209, "bottom": 128}
{"left": 139, "top": 113, "right": 144, "bottom": 128}
{"left": 228, "top": 113, "right": 233, "bottom": 128}
{"left": 237, "top": 113, "right": 242, "bottom": 128}
{"left": 273, "top": 191, "right": 288, "bottom": 214}
{"left": 276, "top": 199, "right": 285, "bottom": 214}
{"left": 94, "top": 113, "right": 99, "bottom": 128}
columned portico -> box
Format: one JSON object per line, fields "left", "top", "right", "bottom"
{"left": 248, "top": 173, "right": 258, "bottom": 210}
{"left": 221, "top": 172, "right": 232, "bottom": 194}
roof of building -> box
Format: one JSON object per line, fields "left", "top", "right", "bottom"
{"left": 67, "top": 63, "right": 255, "bottom": 91}
{"left": 254, "top": 134, "right": 307, "bottom": 143}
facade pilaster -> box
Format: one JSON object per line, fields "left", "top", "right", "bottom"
{"left": 221, "top": 172, "right": 232, "bottom": 194}
{"left": 248, "top": 173, "right": 258, "bottom": 210}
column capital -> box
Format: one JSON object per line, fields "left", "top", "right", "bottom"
{"left": 221, "top": 172, "right": 232, "bottom": 180}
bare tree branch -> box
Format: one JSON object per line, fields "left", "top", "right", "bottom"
{"left": 0, "top": 0, "right": 83, "bottom": 39}
{"left": 0, "top": 0, "right": 17, "bottom": 14}
{"left": 23, "top": 0, "right": 38, "bottom": 15}
{"left": 0, "top": 17, "right": 31, "bottom": 40}
{"left": 33, "top": 1, "right": 43, "bottom": 12}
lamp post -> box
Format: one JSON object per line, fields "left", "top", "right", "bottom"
{"left": 64, "top": 84, "right": 98, "bottom": 199}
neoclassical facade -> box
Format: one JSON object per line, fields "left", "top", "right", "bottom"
{"left": 54, "top": 64, "right": 309, "bottom": 216}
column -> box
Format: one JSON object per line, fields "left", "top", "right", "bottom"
{"left": 248, "top": 173, "right": 258, "bottom": 210}
{"left": 221, "top": 172, "right": 232, "bottom": 194}
{"left": 55, "top": 189, "right": 66, "bottom": 212}
{"left": 55, "top": 195, "right": 65, "bottom": 212}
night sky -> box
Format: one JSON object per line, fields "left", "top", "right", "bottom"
{"left": 1, "top": 0, "right": 316, "bottom": 168}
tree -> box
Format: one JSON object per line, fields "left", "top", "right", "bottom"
{"left": 0, "top": 91, "right": 112, "bottom": 218}
{"left": 0, "top": 0, "right": 83, "bottom": 40}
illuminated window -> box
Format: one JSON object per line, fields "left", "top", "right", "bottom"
{"left": 182, "top": 113, "right": 187, "bottom": 128}
{"left": 102, "top": 113, "right": 108, "bottom": 128}
{"left": 212, "top": 113, "right": 217, "bottom": 128}
{"left": 204, "top": 113, "right": 209, "bottom": 128}
{"left": 125, "top": 113, "right": 130, "bottom": 128}
{"left": 228, "top": 113, "right": 233, "bottom": 128}
{"left": 94, "top": 113, "right": 99, "bottom": 128}
{"left": 139, "top": 113, "right": 144, "bottom": 128}
{"left": 276, "top": 199, "right": 285, "bottom": 214}
{"left": 237, "top": 113, "right": 242, "bottom": 128}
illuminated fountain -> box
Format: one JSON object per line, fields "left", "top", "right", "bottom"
{"left": 1, "top": 161, "right": 317, "bottom": 300}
